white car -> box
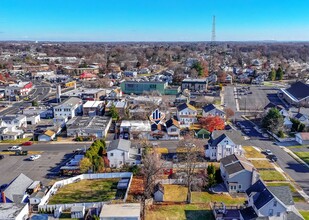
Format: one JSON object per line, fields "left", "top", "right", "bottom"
{"left": 265, "top": 150, "right": 273, "bottom": 156}
{"left": 8, "top": 146, "right": 22, "bottom": 151}
{"left": 29, "top": 154, "right": 41, "bottom": 161}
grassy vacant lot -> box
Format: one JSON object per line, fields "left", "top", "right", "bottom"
{"left": 163, "top": 185, "right": 246, "bottom": 204}
{"left": 243, "top": 146, "right": 265, "bottom": 158}
{"left": 259, "top": 170, "right": 285, "bottom": 181}
{"left": 250, "top": 160, "right": 273, "bottom": 169}
{"left": 49, "top": 179, "right": 119, "bottom": 204}
{"left": 294, "top": 152, "right": 309, "bottom": 165}
{"left": 300, "top": 211, "right": 309, "bottom": 220}
{"left": 146, "top": 204, "right": 214, "bottom": 220}
{"left": 0, "top": 137, "right": 32, "bottom": 144}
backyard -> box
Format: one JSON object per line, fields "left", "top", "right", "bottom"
{"left": 48, "top": 179, "right": 119, "bottom": 204}
{"left": 146, "top": 185, "right": 245, "bottom": 220}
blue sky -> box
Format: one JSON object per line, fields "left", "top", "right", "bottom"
{"left": 0, "top": 0, "right": 309, "bottom": 41}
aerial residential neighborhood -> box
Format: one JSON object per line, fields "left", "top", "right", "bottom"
{"left": 1, "top": 1, "right": 309, "bottom": 220}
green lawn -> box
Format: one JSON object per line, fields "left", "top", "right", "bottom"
{"left": 259, "top": 170, "right": 286, "bottom": 181}
{"left": 146, "top": 204, "right": 214, "bottom": 220}
{"left": 300, "top": 211, "right": 309, "bottom": 220}
{"left": 294, "top": 152, "right": 309, "bottom": 165}
{"left": 250, "top": 160, "right": 273, "bottom": 169}
{"left": 48, "top": 179, "right": 119, "bottom": 204}
{"left": 0, "top": 137, "right": 32, "bottom": 144}
{"left": 243, "top": 146, "right": 265, "bottom": 158}
{"left": 163, "top": 185, "right": 245, "bottom": 204}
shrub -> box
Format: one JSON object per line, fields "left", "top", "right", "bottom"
{"left": 277, "top": 130, "right": 284, "bottom": 138}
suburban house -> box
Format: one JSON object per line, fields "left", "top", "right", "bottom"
{"left": 154, "top": 183, "right": 164, "bottom": 202}
{"left": 241, "top": 180, "right": 303, "bottom": 220}
{"left": 99, "top": 203, "right": 141, "bottom": 220}
{"left": 165, "top": 118, "right": 181, "bottom": 140}
{"left": 70, "top": 206, "right": 85, "bottom": 219}
{"left": 295, "top": 132, "right": 309, "bottom": 145}
{"left": 177, "top": 103, "right": 197, "bottom": 128}
{"left": 106, "top": 88, "right": 122, "bottom": 100}
{"left": 220, "top": 154, "right": 259, "bottom": 193}
{"left": 66, "top": 116, "right": 112, "bottom": 139}
{"left": 107, "top": 139, "right": 141, "bottom": 168}
{"left": 206, "top": 130, "right": 244, "bottom": 161}
{"left": 82, "top": 101, "right": 104, "bottom": 116}
{"left": 25, "top": 114, "right": 41, "bottom": 125}
{"left": 278, "top": 81, "right": 309, "bottom": 106}
{"left": 202, "top": 104, "right": 226, "bottom": 118}
{"left": 0, "top": 115, "right": 27, "bottom": 140}
{"left": 0, "top": 173, "right": 33, "bottom": 203}
{"left": 181, "top": 78, "right": 208, "bottom": 92}
{"left": 293, "top": 112, "right": 309, "bottom": 127}
{"left": 53, "top": 97, "right": 83, "bottom": 119}
{"left": 5, "top": 81, "right": 33, "bottom": 97}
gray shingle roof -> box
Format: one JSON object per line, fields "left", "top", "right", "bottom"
{"left": 221, "top": 154, "right": 254, "bottom": 175}
{"left": 268, "top": 186, "right": 294, "bottom": 206}
{"left": 107, "top": 139, "right": 131, "bottom": 152}
{"left": 210, "top": 130, "right": 246, "bottom": 146}
{"left": 4, "top": 173, "right": 33, "bottom": 202}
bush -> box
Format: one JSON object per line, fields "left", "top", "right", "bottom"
{"left": 277, "top": 130, "right": 284, "bottom": 138}
{"left": 129, "top": 165, "right": 141, "bottom": 175}
{"left": 75, "top": 136, "right": 83, "bottom": 141}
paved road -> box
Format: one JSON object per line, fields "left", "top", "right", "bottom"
{"left": 0, "top": 143, "right": 92, "bottom": 152}
{"left": 0, "top": 81, "right": 51, "bottom": 116}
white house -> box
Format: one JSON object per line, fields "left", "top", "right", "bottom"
{"left": 295, "top": 132, "right": 309, "bottom": 145}
{"left": 53, "top": 97, "right": 82, "bottom": 119}
{"left": 220, "top": 154, "right": 259, "bottom": 193}
{"left": 0, "top": 115, "right": 27, "bottom": 140}
{"left": 241, "top": 180, "right": 304, "bottom": 220}
{"left": 206, "top": 130, "right": 244, "bottom": 161}
{"left": 202, "top": 104, "right": 225, "bottom": 119}
{"left": 165, "top": 118, "right": 180, "bottom": 140}
{"left": 176, "top": 103, "right": 197, "bottom": 128}
{"left": 25, "top": 114, "right": 41, "bottom": 125}
{"left": 107, "top": 139, "right": 141, "bottom": 168}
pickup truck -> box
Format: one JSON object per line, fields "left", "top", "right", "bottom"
{"left": 8, "top": 146, "right": 22, "bottom": 151}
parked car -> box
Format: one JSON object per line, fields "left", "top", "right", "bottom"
{"left": 0, "top": 155, "right": 4, "bottom": 160}
{"left": 29, "top": 154, "right": 41, "bottom": 161}
{"left": 124, "top": 133, "right": 129, "bottom": 140}
{"left": 21, "top": 141, "right": 33, "bottom": 146}
{"left": 264, "top": 149, "right": 273, "bottom": 156}
{"left": 267, "top": 154, "right": 278, "bottom": 162}
{"left": 8, "top": 146, "right": 22, "bottom": 151}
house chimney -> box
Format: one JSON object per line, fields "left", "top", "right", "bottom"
{"left": 1, "top": 191, "right": 6, "bottom": 203}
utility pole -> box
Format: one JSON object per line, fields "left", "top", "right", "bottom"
{"left": 209, "top": 15, "right": 216, "bottom": 75}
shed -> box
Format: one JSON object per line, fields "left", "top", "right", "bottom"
{"left": 196, "top": 128, "right": 210, "bottom": 139}
{"left": 100, "top": 203, "right": 140, "bottom": 220}
{"left": 153, "top": 183, "right": 164, "bottom": 202}
{"left": 71, "top": 206, "right": 85, "bottom": 219}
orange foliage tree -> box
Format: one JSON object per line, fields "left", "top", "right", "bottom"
{"left": 199, "top": 116, "right": 225, "bottom": 132}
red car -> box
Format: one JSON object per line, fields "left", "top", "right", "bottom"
{"left": 21, "top": 141, "right": 33, "bottom": 146}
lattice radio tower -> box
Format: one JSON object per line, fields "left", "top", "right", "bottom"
{"left": 209, "top": 15, "right": 216, "bottom": 74}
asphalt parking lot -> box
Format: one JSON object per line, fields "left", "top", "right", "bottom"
{"left": 0, "top": 151, "right": 74, "bottom": 186}
{"left": 236, "top": 86, "right": 284, "bottom": 111}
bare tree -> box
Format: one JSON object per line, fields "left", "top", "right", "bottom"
{"left": 141, "top": 140, "right": 164, "bottom": 219}
{"left": 177, "top": 136, "right": 205, "bottom": 204}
